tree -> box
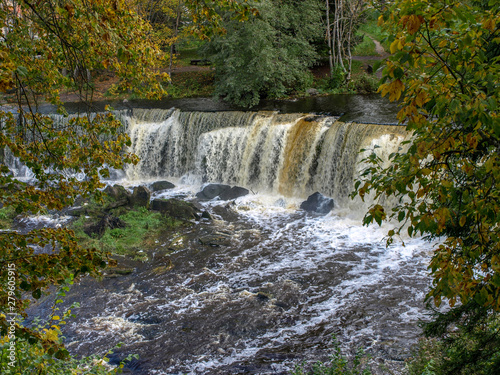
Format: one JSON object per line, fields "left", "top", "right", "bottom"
{"left": 325, "top": 0, "right": 365, "bottom": 81}
{"left": 201, "top": 0, "right": 323, "bottom": 107}
{"left": 0, "top": 0, "right": 167, "bottom": 361}
{"left": 353, "top": 0, "right": 499, "bottom": 371}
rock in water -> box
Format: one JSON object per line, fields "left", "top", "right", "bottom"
{"left": 151, "top": 198, "right": 200, "bottom": 220}
{"left": 150, "top": 181, "right": 175, "bottom": 192}
{"left": 131, "top": 186, "right": 151, "bottom": 208}
{"left": 196, "top": 184, "right": 231, "bottom": 200}
{"left": 219, "top": 186, "right": 250, "bottom": 200}
{"left": 300, "top": 192, "right": 334, "bottom": 215}
{"left": 104, "top": 184, "right": 131, "bottom": 202}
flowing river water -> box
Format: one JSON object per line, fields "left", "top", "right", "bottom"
{"left": 21, "top": 102, "right": 434, "bottom": 374}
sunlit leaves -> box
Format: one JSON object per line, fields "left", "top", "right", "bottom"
{"left": 0, "top": 0, "right": 162, "bottom": 352}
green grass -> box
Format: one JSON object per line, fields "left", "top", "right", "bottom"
{"left": 358, "top": 20, "right": 390, "bottom": 51}
{"left": 353, "top": 33, "right": 377, "bottom": 56}
{"left": 174, "top": 48, "right": 203, "bottom": 67}
{"left": 167, "top": 70, "right": 215, "bottom": 98}
{"left": 70, "top": 206, "right": 183, "bottom": 260}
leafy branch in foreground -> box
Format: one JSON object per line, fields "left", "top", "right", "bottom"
{"left": 0, "top": 0, "right": 165, "bottom": 360}
{"left": 352, "top": 0, "right": 499, "bottom": 373}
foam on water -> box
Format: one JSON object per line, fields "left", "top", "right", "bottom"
{"left": 65, "top": 187, "right": 431, "bottom": 374}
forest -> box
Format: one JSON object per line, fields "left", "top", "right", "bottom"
{"left": 0, "top": 0, "right": 499, "bottom": 374}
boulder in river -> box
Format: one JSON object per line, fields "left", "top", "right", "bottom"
{"left": 104, "top": 184, "right": 128, "bottom": 200}
{"left": 150, "top": 180, "right": 175, "bottom": 192}
{"left": 196, "top": 184, "right": 249, "bottom": 201}
{"left": 300, "top": 192, "right": 334, "bottom": 215}
{"left": 151, "top": 198, "right": 200, "bottom": 221}
{"left": 131, "top": 186, "right": 151, "bottom": 208}
{"left": 196, "top": 184, "right": 231, "bottom": 200}
{"left": 219, "top": 186, "right": 250, "bottom": 201}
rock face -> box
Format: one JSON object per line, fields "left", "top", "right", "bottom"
{"left": 300, "top": 192, "right": 334, "bottom": 215}
{"left": 131, "top": 186, "right": 151, "bottom": 208}
{"left": 151, "top": 198, "right": 200, "bottom": 221}
{"left": 150, "top": 181, "right": 175, "bottom": 192}
{"left": 196, "top": 184, "right": 249, "bottom": 201}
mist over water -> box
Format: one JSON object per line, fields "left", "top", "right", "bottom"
{"left": 18, "top": 106, "right": 433, "bottom": 374}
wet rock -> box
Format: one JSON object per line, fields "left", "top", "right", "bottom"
{"left": 84, "top": 215, "right": 126, "bottom": 237}
{"left": 150, "top": 180, "right": 175, "bottom": 192}
{"left": 131, "top": 186, "right": 151, "bottom": 208}
{"left": 104, "top": 184, "right": 131, "bottom": 202}
{"left": 198, "top": 233, "right": 232, "bottom": 247}
{"left": 103, "top": 267, "right": 135, "bottom": 278}
{"left": 195, "top": 184, "right": 231, "bottom": 200}
{"left": 151, "top": 198, "right": 200, "bottom": 220}
{"left": 256, "top": 292, "right": 271, "bottom": 301}
{"left": 211, "top": 204, "right": 240, "bottom": 222}
{"left": 66, "top": 205, "right": 88, "bottom": 217}
{"left": 300, "top": 192, "right": 334, "bottom": 215}
{"left": 201, "top": 211, "right": 212, "bottom": 220}
{"left": 219, "top": 186, "right": 250, "bottom": 200}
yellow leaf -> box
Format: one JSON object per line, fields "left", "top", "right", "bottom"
{"left": 483, "top": 18, "right": 495, "bottom": 32}
{"left": 407, "top": 14, "right": 422, "bottom": 35}
{"left": 439, "top": 40, "right": 447, "bottom": 48}
{"left": 390, "top": 39, "right": 400, "bottom": 54}
{"left": 378, "top": 15, "right": 384, "bottom": 27}
{"left": 459, "top": 216, "right": 466, "bottom": 227}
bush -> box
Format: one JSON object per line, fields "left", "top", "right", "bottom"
{"left": 405, "top": 307, "right": 500, "bottom": 375}
{"left": 349, "top": 74, "right": 379, "bottom": 94}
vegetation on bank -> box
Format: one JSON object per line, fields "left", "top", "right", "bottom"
{"left": 292, "top": 335, "right": 372, "bottom": 375}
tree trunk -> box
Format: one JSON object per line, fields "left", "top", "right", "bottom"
{"left": 326, "top": 0, "right": 333, "bottom": 77}
{"left": 169, "top": 1, "right": 182, "bottom": 77}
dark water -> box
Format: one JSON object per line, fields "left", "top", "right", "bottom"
{"left": 60, "top": 94, "right": 400, "bottom": 124}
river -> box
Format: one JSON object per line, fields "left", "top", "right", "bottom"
{"left": 23, "top": 96, "right": 433, "bottom": 374}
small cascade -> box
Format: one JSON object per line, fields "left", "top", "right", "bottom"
{"left": 124, "top": 109, "right": 407, "bottom": 203}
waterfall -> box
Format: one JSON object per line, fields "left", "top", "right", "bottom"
{"left": 124, "top": 109, "right": 408, "bottom": 203}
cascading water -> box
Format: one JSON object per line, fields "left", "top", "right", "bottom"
{"left": 21, "top": 107, "right": 433, "bottom": 375}
{"left": 125, "top": 109, "right": 407, "bottom": 207}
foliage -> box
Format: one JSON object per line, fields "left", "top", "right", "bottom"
{"left": 325, "top": 0, "right": 366, "bottom": 79}
{"left": 184, "top": 0, "right": 259, "bottom": 39}
{"left": 352, "top": 34, "right": 378, "bottom": 57}
{"left": 352, "top": 0, "right": 500, "bottom": 371}
{"left": 201, "top": 0, "right": 323, "bottom": 107}
{"left": 348, "top": 73, "right": 379, "bottom": 94}
{"left": 291, "top": 335, "right": 372, "bottom": 375}
{"left": 357, "top": 19, "right": 390, "bottom": 51}
{"left": 405, "top": 303, "right": 500, "bottom": 375}
{"left": 353, "top": 0, "right": 500, "bottom": 312}
{"left": 0, "top": 0, "right": 166, "bottom": 357}
{"left": 132, "top": 0, "right": 180, "bottom": 50}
